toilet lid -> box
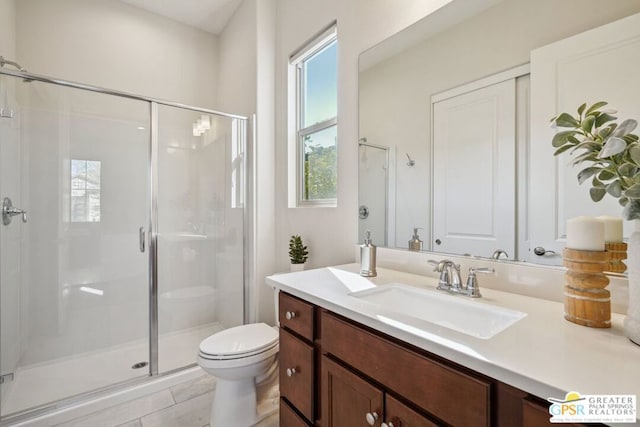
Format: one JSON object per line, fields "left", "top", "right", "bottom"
{"left": 199, "top": 323, "right": 278, "bottom": 357}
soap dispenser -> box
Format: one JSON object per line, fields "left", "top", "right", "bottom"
{"left": 409, "top": 227, "right": 423, "bottom": 251}
{"left": 360, "top": 230, "right": 377, "bottom": 277}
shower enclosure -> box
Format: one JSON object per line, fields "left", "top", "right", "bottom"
{"left": 0, "top": 66, "right": 247, "bottom": 422}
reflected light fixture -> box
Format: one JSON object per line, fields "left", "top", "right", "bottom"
{"left": 192, "top": 115, "right": 211, "bottom": 137}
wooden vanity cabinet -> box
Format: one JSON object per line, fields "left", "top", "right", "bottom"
{"left": 278, "top": 292, "right": 595, "bottom": 427}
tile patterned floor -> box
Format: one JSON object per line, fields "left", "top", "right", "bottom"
{"left": 54, "top": 374, "right": 279, "bottom": 427}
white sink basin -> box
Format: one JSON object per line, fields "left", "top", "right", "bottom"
{"left": 350, "top": 283, "right": 526, "bottom": 339}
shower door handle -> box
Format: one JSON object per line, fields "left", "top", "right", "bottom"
{"left": 139, "top": 227, "right": 146, "bottom": 253}
{"left": 2, "top": 197, "right": 27, "bottom": 226}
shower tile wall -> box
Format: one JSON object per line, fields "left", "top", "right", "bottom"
{"left": 0, "top": 76, "right": 23, "bottom": 405}
{"left": 157, "top": 108, "right": 244, "bottom": 348}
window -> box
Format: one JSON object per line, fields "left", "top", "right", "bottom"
{"left": 71, "top": 159, "right": 101, "bottom": 222}
{"left": 291, "top": 24, "right": 337, "bottom": 206}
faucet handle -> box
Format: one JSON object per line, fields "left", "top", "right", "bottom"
{"left": 427, "top": 259, "right": 440, "bottom": 272}
{"left": 465, "top": 267, "right": 495, "bottom": 298}
{"left": 428, "top": 260, "right": 452, "bottom": 291}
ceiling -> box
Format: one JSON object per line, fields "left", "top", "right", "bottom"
{"left": 119, "top": 0, "right": 242, "bottom": 34}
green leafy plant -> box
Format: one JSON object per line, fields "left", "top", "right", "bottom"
{"left": 551, "top": 101, "right": 640, "bottom": 220}
{"left": 289, "top": 235, "right": 309, "bottom": 264}
{"left": 303, "top": 135, "right": 337, "bottom": 200}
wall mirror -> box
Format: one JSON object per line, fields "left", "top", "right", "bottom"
{"left": 358, "top": 0, "right": 640, "bottom": 265}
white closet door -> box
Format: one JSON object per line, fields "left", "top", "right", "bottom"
{"left": 432, "top": 79, "right": 516, "bottom": 258}
{"left": 529, "top": 12, "right": 640, "bottom": 264}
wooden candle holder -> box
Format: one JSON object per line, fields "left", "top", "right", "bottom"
{"left": 563, "top": 248, "right": 611, "bottom": 328}
{"left": 604, "top": 242, "right": 627, "bottom": 273}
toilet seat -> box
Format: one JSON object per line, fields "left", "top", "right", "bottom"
{"left": 199, "top": 323, "right": 278, "bottom": 360}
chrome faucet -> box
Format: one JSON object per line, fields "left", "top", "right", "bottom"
{"left": 428, "top": 260, "right": 494, "bottom": 298}
{"left": 428, "top": 259, "right": 462, "bottom": 293}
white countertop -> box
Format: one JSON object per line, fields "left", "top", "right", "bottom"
{"left": 266, "top": 264, "right": 640, "bottom": 424}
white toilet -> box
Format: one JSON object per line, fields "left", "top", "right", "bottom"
{"left": 197, "top": 322, "right": 279, "bottom": 426}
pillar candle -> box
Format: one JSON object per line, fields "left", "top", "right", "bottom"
{"left": 566, "top": 216, "right": 605, "bottom": 251}
{"left": 596, "top": 215, "right": 623, "bottom": 243}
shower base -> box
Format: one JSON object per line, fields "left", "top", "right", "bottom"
{"left": 1, "top": 323, "right": 222, "bottom": 417}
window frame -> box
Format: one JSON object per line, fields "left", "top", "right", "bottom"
{"left": 291, "top": 24, "right": 338, "bottom": 207}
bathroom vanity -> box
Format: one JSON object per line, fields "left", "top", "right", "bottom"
{"left": 267, "top": 257, "right": 639, "bottom": 426}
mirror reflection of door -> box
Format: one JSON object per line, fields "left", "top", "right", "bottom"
{"left": 358, "top": 143, "right": 389, "bottom": 246}
{"left": 529, "top": 12, "right": 640, "bottom": 263}
{"left": 432, "top": 78, "right": 516, "bottom": 258}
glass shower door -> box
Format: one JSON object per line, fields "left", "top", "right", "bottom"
{"left": 0, "top": 74, "right": 151, "bottom": 416}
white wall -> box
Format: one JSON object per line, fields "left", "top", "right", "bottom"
{"left": 15, "top": 0, "right": 219, "bottom": 109}
{"left": 0, "top": 0, "right": 16, "bottom": 58}
{"left": 215, "top": 0, "right": 277, "bottom": 324}
{"left": 359, "top": 0, "right": 640, "bottom": 251}
{"left": 254, "top": 0, "right": 277, "bottom": 323}
{"left": 215, "top": 0, "right": 259, "bottom": 328}
{"left": 217, "top": 0, "right": 257, "bottom": 116}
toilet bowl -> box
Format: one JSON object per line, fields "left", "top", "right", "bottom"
{"left": 197, "top": 322, "right": 279, "bottom": 427}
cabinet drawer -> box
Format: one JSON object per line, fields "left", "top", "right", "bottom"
{"left": 280, "top": 398, "right": 312, "bottom": 427}
{"left": 280, "top": 328, "right": 315, "bottom": 422}
{"left": 322, "top": 311, "right": 491, "bottom": 427}
{"left": 279, "top": 292, "right": 315, "bottom": 341}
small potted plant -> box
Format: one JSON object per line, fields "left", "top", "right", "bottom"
{"left": 289, "top": 235, "right": 309, "bottom": 272}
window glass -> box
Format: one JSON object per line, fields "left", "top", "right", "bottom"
{"left": 303, "top": 125, "right": 337, "bottom": 200}
{"left": 71, "top": 159, "right": 101, "bottom": 222}
{"left": 303, "top": 41, "right": 337, "bottom": 128}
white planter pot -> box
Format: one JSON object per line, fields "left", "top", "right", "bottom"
{"left": 624, "top": 220, "right": 640, "bottom": 346}
{"left": 290, "top": 263, "right": 305, "bottom": 272}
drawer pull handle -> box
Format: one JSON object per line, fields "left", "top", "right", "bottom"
{"left": 286, "top": 367, "right": 297, "bottom": 377}
{"left": 381, "top": 423, "right": 394, "bottom": 427}
{"left": 285, "top": 311, "right": 296, "bottom": 320}
{"left": 365, "top": 412, "right": 379, "bottom": 425}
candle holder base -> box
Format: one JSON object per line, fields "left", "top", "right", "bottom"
{"left": 563, "top": 248, "right": 611, "bottom": 329}
{"left": 604, "top": 242, "right": 627, "bottom": 273}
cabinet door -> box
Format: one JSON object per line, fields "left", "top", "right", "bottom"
{"left": 385, "top": 394, "right": 440, "bottom": 427}
{"left": 322, "top": 356, "right": 384, "bottom": 427}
